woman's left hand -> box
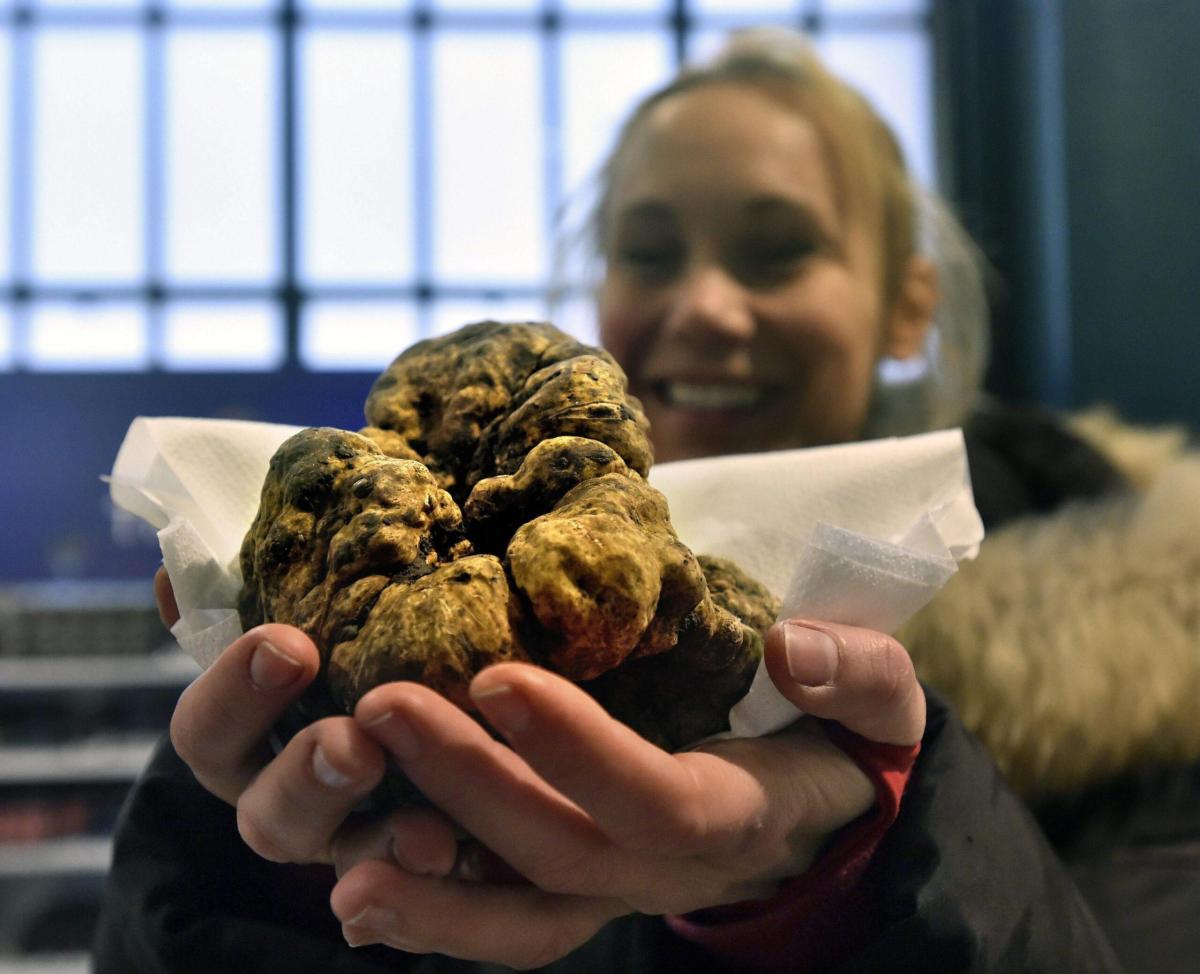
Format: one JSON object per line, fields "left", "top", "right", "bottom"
{"left": 330, "top": 620, "right": 925, "bottom": 968}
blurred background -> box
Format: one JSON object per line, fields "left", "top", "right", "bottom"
{"left": 0, "top": 0, "right": 1195, "bottom": 968}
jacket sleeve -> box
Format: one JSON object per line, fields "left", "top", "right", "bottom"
{"left": 91, "top": 737, "right": 406, "bottom": 974}
{"left": 835, "top": 688, "right": 1124, "bottom": 973}
{"left": 665, "top": 730, "right": 920, "bottom": 972}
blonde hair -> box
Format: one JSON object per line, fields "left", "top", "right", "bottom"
{"left": 555, "top": 28, "right": 989, "bottom": 437}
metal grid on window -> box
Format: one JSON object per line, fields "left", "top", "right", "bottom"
{"left": 0, "top": 0, "right": 932, "bottom": 373}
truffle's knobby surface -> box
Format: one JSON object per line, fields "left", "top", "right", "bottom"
{"left": 507, "top": 470, "right": 748, "bottom": 681}
{"left": 584, "top": 556, "right": 781, "bottom": 751}
{"left": 361, "top": 320, "right": 652, "bottom": 502}
{"left": 238, "top": 321, "right": 778, "bottom": 791}
{"left": 237, "top": 427, "right": 532, "bottom": 719}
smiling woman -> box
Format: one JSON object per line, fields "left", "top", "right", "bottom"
{"left": 591, "top": 36, "right": 955, "bottom": 462}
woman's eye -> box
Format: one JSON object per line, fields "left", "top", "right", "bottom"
{"left": 618, "top": 247, "right": 680, "bottom": 275}
{"left": 755, "top": 239, "right": 816, "bottom": 264}
{"left": 741, "top": 239, "right": 818, "bottom": 282}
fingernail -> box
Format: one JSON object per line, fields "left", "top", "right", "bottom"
{"left": 345, "top": 902, "right": 400, "bottom": 930}
{"left": 470, "top": 682, "right": 531, "bottom": 739}
{"left": 784, "top": 623, "right": 839, "bottom": 686}
{"left": 250, "top": 639, "right": 304, "bottom": 691}
{"left": 312, "top": 744, "right": 354, "bottom": 790}
{"left": 365, "top": 709, "right": 420, "bottom": 762}
{"left": 343, "top": 924, "right": 379, "bottom": 949}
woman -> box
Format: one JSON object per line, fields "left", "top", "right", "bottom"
{"left": 94, "top": 29, "right": 1198, "bottom": 972}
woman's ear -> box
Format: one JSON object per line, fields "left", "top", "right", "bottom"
{"left": 883, "top": 255, "right": 938, "bottom": 360}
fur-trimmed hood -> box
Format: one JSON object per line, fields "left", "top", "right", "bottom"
{"left": 898, "top": 409, "right": 1200, "bottom": 801}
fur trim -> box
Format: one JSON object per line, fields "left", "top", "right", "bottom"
{"left": 898, "top": 419, "right": 1200, "bottom": 801}
{"left": 1068, "top": 406, "right": 1191, "bottom": 490}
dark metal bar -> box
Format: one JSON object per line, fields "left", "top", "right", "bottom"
{"left": 279, "top": 0, "right": 300, "bottom": 368}
{"left": 671, "top": 0, "right": 688, "bottom": 67}
{"left": 9, "top": 4, "right": 34, "bottom": 367}
{"left": 144, "top": 4, "right": 166, "bottom": 367}
{"left": 411, "top": 1, "right": 434, "bottom": 338}
{"left": 541, "top": 0, "right": 562, "bottom": 286}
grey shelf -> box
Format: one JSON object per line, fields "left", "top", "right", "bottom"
{"left": 0, "top": 953, "right": 91, "bottom": 974}
{"left": 0, "top": 837, "right": 111, "bottom": 879}
{"left": 0, "top": 651, "right": 196, "bottom": 693}
{"left": 0, "top": 739, "right": 157, "bottom": 786}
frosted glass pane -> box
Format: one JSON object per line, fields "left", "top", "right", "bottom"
{"left": 168, "top": 1, "right": 275, "bottom": 9}
{"left": 0, "top": 32, "right": 10, "bottom": 280}
{"left": 546, "top": 294, "right": 598, "bottom": 345}
{"left": 33, "top": 31, "right": 144, "bottom": 282}
{"left": 561, "top": 32, "right": 671, "bottom": 197}
{"left": 562, "top": 1, "right": 668, "bottom": 12}
{"left": 166, "top": 30, "right": 277, "bottom": 282}
{"left": 433, "top": 33, "right": 544, "bottom": 283}
{"left": 819, "top": 30, "right": 935, "bottom": 188}
{"left": 162, "top": 303, "right": 283, "bottom": 370}
{"left": 27, "top": 303, "right": 148, "bottom": 370}
{"left": 824, "top": 0, "right": 928, "bottom": 15}
{"left": 435, "top": 0, "right": 538, "bottom": 10}
{"left": 693, "top": 0, "right": 796, "bottom": 14}
{"left": 301, "top": 31, "right": 414, "bottom": 283}
{"left": 431, "top": 297, "right": 548, "bottom": 338}
{"left": 38, "top": 1, "right": 138, "bottom": 7}
{"left": 0, "top": 307, "right": 12, "bottom": 369}
{"left": 687, "top": 28, "right": 726, "bottom": 64}
{"left": 301, "top": 301, "right": 420, "bottom": 370}
{"left": 301, "top": 1, "right": 409, "bottom": 10}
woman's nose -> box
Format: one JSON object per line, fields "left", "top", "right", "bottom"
{"left": 661, "top": 265, "right": 755, "bottom": 343}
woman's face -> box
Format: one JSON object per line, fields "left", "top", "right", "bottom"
{"left": 598, "top": 83, "right": 902, "bottom": 463}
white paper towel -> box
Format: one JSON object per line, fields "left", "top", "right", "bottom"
{"left": 108, "top": 417, "right": 983, "bottom": 737}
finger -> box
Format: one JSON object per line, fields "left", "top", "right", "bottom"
{"left": 331, "top": 806, "right": 460, "bottom": 881}
{"left": 764, "top": 620, "right": 925, "bottom": 746}
{"left": 356, "top": 682, "right": 632, "bottom": 896}
{"left": 469, "top": 664, "right": 768, "bottom": 857}
{"left": 331, "top": 859, "right": 625, "bottom": 969}
{"left": 357, "top": 677, "right": 812, "bottom": 914}
{"left": 236, "top": 716, "right": 385, "bottom": 865}
{"left": 154, "top": 565, "right": 180, "bottom": 628}
{"left": 170, "top": 624, "right": 319, "bottom": 804}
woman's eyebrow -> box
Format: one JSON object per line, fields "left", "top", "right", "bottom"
{"left": 615, "top": 200, "right": 677, "bottom": 225}
{"left": 744, "top": 195, "right": 842, "bottom": 251}
{"left": 744, "top": 195, "right": 830, "bottom": 230}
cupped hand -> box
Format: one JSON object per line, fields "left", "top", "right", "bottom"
{"left": 157, "top": 566, "right": 925, "bottom": 966}
{"left": 331, "top": 620, "right": 925, "bottom": 969}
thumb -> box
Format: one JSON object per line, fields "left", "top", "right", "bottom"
{"left": 763, "top": 620, "right": 925, "bottom": 747}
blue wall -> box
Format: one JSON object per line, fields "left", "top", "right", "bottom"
{"left": 0, "top": 372, "right": 374, "bottom": 581}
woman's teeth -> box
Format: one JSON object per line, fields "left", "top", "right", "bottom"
{"left": 659, "top": 382, "right": 771, "bottom": 410}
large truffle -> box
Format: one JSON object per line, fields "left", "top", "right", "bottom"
{"left": 238, "top": 321, "right": 775, "bottom": 772}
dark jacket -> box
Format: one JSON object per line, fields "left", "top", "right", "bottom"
{"left": 93, "top": 403, "right": 1200, "bottom": 972}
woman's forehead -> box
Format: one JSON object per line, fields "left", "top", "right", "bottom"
{"left": 610, "top": 83, "right": 841, "bottom": 226}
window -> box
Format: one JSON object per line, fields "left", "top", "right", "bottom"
{"left": 0, "top": 0, "right": 933, "bottom": 372}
